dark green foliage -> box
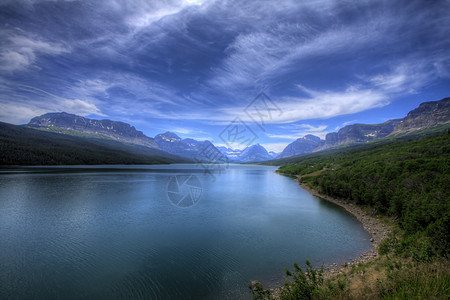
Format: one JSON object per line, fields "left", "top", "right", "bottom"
{"left": 249, "top": 260, "right": 325, "bottom": 300}
{"left": 0, "top": 122, "right": 189, "bottom": 165}
{"left": 248, "top": 281, "right": 272, "bottom": 300}
{"left": 281, "top": 260, "right": 324, "bottom": 300}
{"left": 279, "top": 131, "right": 450, "bottom": 258}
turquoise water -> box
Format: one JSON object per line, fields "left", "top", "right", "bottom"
{"left": 0, "top": 164, "right": 371, "bottom": 299}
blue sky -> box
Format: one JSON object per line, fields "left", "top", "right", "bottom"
{"left": 0, "top": 0, "right": 449, "bottom": 152}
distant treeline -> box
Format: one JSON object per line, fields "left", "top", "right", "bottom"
{"left": 279, "top": 131, "right": 449, "bottom": 258}
{"left": 0, "top": 122, "right": 187, "bottom": 165}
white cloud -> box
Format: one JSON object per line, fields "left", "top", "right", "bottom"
{"left": 267, "top": 124, "right": 328, "bottom": 140}
{"left": 106, "top": 57, "right": 435, "bottom": 125}
{"left": 276, "top": 86, "right": 388, "bottom": 123}
{"left": 171, "top": 128, "right": 192, "bottom": 135}
{"left": 206, "top": 8, "right": 389, "bottom": 94}
{"left": 0, "top": 81, "right": 103, "bottom": 124}
{"left": 0, "top": 98, "right": 102, "bottom": 124}
{"left": 0, "top": 29, "right": 69, "bottom": 72}
{"left": 126, "top": 84, "right": 388, "bottom": 125}
{"left": 103, "top": 0, "right": 210, "bottom": 30}
{"left": 368, "top": 62, "right": 435, "bottom": 94}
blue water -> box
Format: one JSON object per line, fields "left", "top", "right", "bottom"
{"left": 0, "top": 164, "right": 371, "bottom": 299}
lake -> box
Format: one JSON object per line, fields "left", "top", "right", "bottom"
{"left": 0, "top": 164, "right": 371, "bottom": 299}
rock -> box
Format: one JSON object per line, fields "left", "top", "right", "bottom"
{"left": 342, "top": 262, "right": 347, "bottom": 267}
{"left": 370, "top": 238, "right": 374, "bottom": 242}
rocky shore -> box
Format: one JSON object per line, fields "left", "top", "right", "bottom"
{"left": 296, "top": 176, "right": 392, "bottom": 278}
{"left": 252, "top": 173, "right": 393, "bottom": 298}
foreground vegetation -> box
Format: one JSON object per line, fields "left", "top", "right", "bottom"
{"left": 250, "top": 257, "right": 450, "bottom": 299}
{"left": 251, "top": 129, "right": 449, "bottom": 299}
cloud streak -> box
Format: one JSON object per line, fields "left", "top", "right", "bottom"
{"left": 0, "top": 29, "right": 69, "bottom": 72}
{"left": 0, "top": 79, "right": 103, "bottom": 124}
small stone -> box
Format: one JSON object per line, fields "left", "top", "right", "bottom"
{"left": 370, "top": 238, "right": 374, "bottom": 242}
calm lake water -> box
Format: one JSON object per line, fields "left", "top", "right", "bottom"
{"left": 0, "top": 164, "right": 371, "bottom": 299}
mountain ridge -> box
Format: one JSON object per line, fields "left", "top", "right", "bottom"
{"left": 154, "top": 131, "right": 225, "bottom": 162}
{"left": 237, "top": 144, "right": 273, "bottom": 163}
{"left": 0, "top": 121, "right": 187, "bottom": 165}
{"left": 7, "top": 97, "right": 450, "bottom": 163}
{"left": 391, "top": 97, "right": 450, "bottom": 134}
{"left": 277, "top": 97, "right": 449, "bottom": 159}
{"left": 28, "top": 112, "right": 159, "bottom": 149}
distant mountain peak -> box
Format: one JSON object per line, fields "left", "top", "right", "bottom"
{"left": 277, "top": 134, "right": 323, "bottom": 159}
{"left": 303, "top": 134, "right": 322, "bottom": 142}
{"left": 156, "top": 132, "right": 182, "bottom": 142}
{"left": 237, "top": 144, "right": 272, "bottom": 162}
{"left": 154, "top": 132, "right": 222, "bottom": 161}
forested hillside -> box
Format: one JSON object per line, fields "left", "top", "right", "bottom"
{"left": 279, "top": 130, "right": 449, "bottom": 258}
{"left": 0, "top": 122, "right": 188, "bottom": 165}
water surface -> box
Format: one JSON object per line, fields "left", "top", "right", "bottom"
{"left": 0, "top": 164, "right": 371, "bottom": 299}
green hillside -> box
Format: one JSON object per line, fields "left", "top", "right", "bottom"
{"left": 278, "top": 130, "right": 449, "bottom": 257}
{"left": 251, "top": 128, "right": 449, "bottom": 299}
{"left": 0, "top": 122, "right": 189, "bottom": 165}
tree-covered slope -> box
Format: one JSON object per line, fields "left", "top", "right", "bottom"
{"left": 278, "top": 130, "right": 449, "bottom": 257}
{"left": 0, "top": 122, "right": 189, "bottom": 165}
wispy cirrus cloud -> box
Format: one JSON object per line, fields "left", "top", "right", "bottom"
{"left": 0, "top": 29, "right": 69, "bottom": 72}
{"left": 266, "top": 124, "right": 328, "bottom": 140}
{"left": 0, "top": 80, "right": 103, "bottom": 124}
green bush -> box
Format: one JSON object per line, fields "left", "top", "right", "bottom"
{"left": 249, "top": 260, "right": 324, "bottom": 300}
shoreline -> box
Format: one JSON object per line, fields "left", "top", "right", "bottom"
{"left": 260, "top": 172, "right": 393, "bottom": 298}
{"left": 286, "top": 173, "right": 392, "bottom": 278}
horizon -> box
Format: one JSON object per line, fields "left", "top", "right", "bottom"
{"left": 1, "top": 0, "right": 450, "bottom": 153}
{"left": 20, "top": 101, "right": 432, "bottom": 154}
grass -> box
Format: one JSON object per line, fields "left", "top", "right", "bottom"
{"left": 251, "top": 256, "right": 450, "bottom": 299}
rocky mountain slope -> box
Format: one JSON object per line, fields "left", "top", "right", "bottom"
{"left": 391, "top": 97, "right": 450, "bottom": 134}
{"left": 28, "top": 112, "right": 159, "bottom": 149}
{"left": 217, "top": 146, "right": 242, "bottom": 160}
{"left": 237, "top": 144, "right": 273, "bottom": 163}
{"left": 277, "top": 134, "right": 323, "bottom": 159}
{"left": 17, "top": 97, "right": 450, "bottom": 162}
{"left": 314, "top": 119, "right": 402, "bottom": 152}
{"left": 218, "top": 144, "right": 275, "bottom": 162}
{"left": 278, "top": 97, "right": 449, "bottom": 159}
{"left": 155, "top": 132, "right": 225, "bottom": 162}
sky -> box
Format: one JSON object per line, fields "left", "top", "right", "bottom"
{"left": 0, "top": 0, "right": 449, "bottom": 152}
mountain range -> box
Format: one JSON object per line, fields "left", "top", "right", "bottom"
{"left": 217, "top": 145, "right": 276, "bottom": 163}
{"left": 26, "top": 113, "right": 276, "bottom": 163}
{"left": 154, "top": 132, "right": 225, "bottom": 162}
{"left": 278, "top": 97, "right": 449, "bottom": 159}
{"left": 29, "top": 112, "right": 159, "bottom": 149}
{"left": 0, "top": 121, "right": 187, "bottom": 165}
{"left": 0, "top": 97, "right": 448, "bottom": 165}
